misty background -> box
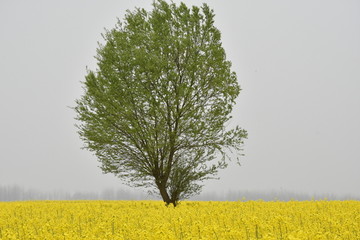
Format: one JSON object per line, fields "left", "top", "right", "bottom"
{"left": 1, "top": 0, "right": 359, "bottom": 201}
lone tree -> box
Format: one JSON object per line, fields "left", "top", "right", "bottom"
{"left": 75, "top": 0, "right": 247, "bottom": 206}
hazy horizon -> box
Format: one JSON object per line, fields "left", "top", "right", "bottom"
{"left": 2, "top": 184, "right": 359, "bottom": 202}
{"left": 1, "top": 0, "right": 359, "bottom": 200}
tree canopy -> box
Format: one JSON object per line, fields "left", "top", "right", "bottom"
{"left": 75, "top": 0, "right": 247, "bottom": 206}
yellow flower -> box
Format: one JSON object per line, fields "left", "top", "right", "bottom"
{"left": 0, "top": 200, "right": 359, "bottom": 239}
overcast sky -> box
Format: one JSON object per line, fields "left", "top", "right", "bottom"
{"left": 1, "top": 0, "right": 359, "bottom": 198}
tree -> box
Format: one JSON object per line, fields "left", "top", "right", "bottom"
{"left": 75, "top": 0, "right": 247, "bottom": 206}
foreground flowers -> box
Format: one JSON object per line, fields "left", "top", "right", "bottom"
{"left": 0, "top": 200, "right": 359, "bottom": 239}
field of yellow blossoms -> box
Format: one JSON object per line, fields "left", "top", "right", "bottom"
{"left": 0, "top": 200, "right": 359, "bottom": 239}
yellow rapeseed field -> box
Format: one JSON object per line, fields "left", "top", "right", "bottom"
{"left": 0, "top": 200, "right": 359, "bottom": 239}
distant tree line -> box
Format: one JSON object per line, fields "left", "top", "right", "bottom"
{"left": 192, "top": 190, "right": 360, "bottom": 201}
{"left": 0, "top": 185, "right": 148, "bottom": 201}
{"left": 1, "top": 185, "right": 358, "bottom": 201}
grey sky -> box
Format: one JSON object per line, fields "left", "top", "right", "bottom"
{"left": 0, "top": 0, "right": 359, "bottom": 198}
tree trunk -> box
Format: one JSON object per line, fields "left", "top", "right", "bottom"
{"left": 156, "top": 184, "right": 179, "bottom": 207}
{"left": 157, "top": 183, "right": 171, "bottom": 205}
{"left": 171, "top": 199, "right": 177, "bottom": 207}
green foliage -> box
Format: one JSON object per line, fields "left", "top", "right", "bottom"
{"left": 75, "top": 0, "right": 247, "bottom": 206}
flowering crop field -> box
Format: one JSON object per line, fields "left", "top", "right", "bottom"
{"left": 0, "top": 200, "right": 359, "bottom": 239}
